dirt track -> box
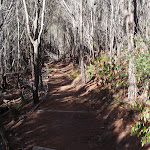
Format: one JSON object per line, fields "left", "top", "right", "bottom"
{"left": 10, "top": 62, "right": 150, "bottom": 150}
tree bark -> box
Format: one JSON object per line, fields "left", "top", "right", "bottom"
{"left": 79, "top": 0, "right": 86, "bottom": 84}
{"left": 110, "top": 0, "right": 114, "bottom": 62}
{"left": 127, "top": 0, "right": 137, "bottom": 101}
{"left": 22, "top": 0, "right": 45, "bottom": 104}
{"left": 33, "top": 42, "right": 40, "bottom": 103}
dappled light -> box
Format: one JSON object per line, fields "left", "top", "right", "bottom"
{"left": 0, "top": 0, "right": 150, "bottom": 149}
{"left": 1, "top": 62, "right": 148, "bottom": 150}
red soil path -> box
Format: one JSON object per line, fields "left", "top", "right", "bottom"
{"left": 9, "top": 62, "right": 150, "bottom": 150}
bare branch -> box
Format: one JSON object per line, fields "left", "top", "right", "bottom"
{"left": 38, "top": 0, "right": 45, "bottom": 43}
{"left": 22, "top": 0, "right": 34, "bottom": 44}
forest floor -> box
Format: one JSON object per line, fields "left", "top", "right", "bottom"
{"left": 4, "top": 61, "right": 150, "bottom": 150}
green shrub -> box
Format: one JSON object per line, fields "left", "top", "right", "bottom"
{"left": 70, "top": 70, "right": 80, "bottom": 79}
{"left": 130, "top": 35, "right": 150, "bottom": 147}
{"left": 131, "top": 100, "right": 150, "bottom": 146}
{"left": 135, "top": 48, "right": 150, "bottom": 85}
{"left": 86, "top": 55, "right": 127, "bottom": 92}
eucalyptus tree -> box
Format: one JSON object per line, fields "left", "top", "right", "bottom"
{"left": 22, "top": 0, "right": 46, "bottom": 104}
{"left": 0, "top": 0, "right": 18, "bottom": 90}
{"left": 127, "top": 0, "right": 137, "bottom": 101}
{"left": 59, "top": 0, "right": 86, "bottom": 83}
{"left": 0, "top": 0, "right": 147, "bottom": 103}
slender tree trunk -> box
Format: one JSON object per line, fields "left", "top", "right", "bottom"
{"left": 30, "top": 45, "right": 34, "bottom": 79}
{"left": 22, "top": 0, "right": 45, "bottom": 104}
{"left": 33, "top": 42, "right": 40, "bottom": 103}
{"left": 127, "top": 0, "right": 137, "bottom": 101}
{"left": 90, "top": 9, "right": 94, "bottom": 59}
{"left": 80, "top": 51, "right": 86, "bottom": 84}
{"left": 79, "top": 0, "right": 86, "bottom": 84}
{"left": 1, "top": 34, "right": 7, "bottom": 91}
{"left": 105, "top": 16, "right": 108, "bottom": 52}
{"left": 16, "top": 0, "right": 20, "bottom": 88}
{"left": 110, "top": 0, "right": 114, "bottom": 62}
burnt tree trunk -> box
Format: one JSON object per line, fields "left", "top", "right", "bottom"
{"left": 23, "top": 0, "right": 45, "bottom": 104}
{"left": 32, "top": 42, "right": 40, "bottom": 104}
{"left": 2, "top": 75, "right": 7, "bottom": 92}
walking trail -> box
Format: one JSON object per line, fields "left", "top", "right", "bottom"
{"left": 9, "top": 61, "right": 150, "bottom": 150}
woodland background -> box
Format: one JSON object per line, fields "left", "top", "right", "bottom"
{"left": 0, "top": 0, "right": 150, "bottom": 149}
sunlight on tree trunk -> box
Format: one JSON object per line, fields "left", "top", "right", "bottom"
{"left": 127, "top": 0, "right": 137, "bottom": 101}
{"left": 22, "top": 0, "right": 45, "bottom": 104}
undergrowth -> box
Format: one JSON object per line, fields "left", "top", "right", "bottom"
{"left": 70, "top": 68, "right": 80, "bottom": 79}
{"left": 86, "top": 55, "right": 128, "bottom": 105}
{"left": 130, "top": 35, "right": 150, "bottom": 147}
{"left": 86, "top": 48, "right": 150, "bottom": 147}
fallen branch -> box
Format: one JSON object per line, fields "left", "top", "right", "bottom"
{"left": 32, "top": 146, "right": 55, "bottom": 150}
{"left": 48, "top": 74, "right": 70, "bottom": 77}
{"left": 6, "top": 115, "right": 27, "bottom": 131}
{"left": 37, "top": 110, "right": 91, "bottom": 114}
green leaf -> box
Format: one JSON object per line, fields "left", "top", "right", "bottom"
{"left": 110, "top": 73, "right": 113, "bottom": 78}
{"left": 137, "top": 105, "right": 141, "bottom": 110}
{"left": 143, "top": 126, "right": 146, "bottom": 132}
{"left": 121, "top": 73, "right": 125, "bottom": 78}
{"left": 147, "top": 137, "right": 150, "bottom": 143}
{"left": 146, "top": 113, "right": 150, "bottom": 119}
{"left": 146, "top": 100, "right": 150, "bottom": 105}
{"left": 111, "top": 85, "right": 113, "bottom": 89}
{"left": 131, "top": 127, "right": 135, "bottom": 136}
{"left": 137, "top": 130, "right": 143, "bottom": 137}
{"left": 145, "top": 132, "right": 149, "bottom": 137}
{"left": 142, "top": 138, "right": 146, "bottom": 147}
{"left": 136, "top": 122, "right": 140, "bottom": 128}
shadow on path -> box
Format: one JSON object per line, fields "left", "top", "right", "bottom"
{"left": 10, "top": 62, "right": 150, "bottom": 150}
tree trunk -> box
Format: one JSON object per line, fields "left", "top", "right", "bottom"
{"left": 33, "top": 42, "right": 39, "bottom": 104}
{"left": 80, "top": 0, "right": 86, "bottom": 84}
{"left": 128, "top": 57, "right": 137, "bottom": 101}
{"left": 23, "top": 0, "right": 45, "bottom": 104}
{"left": 80, "top": 49, "right": 86, "bottom": 84}
{"left": 127, "top": 0, "right": 137, "bottom": 101}
{"left": 110, "top": 0, "right": 114, "bottom": 62}
{"left": 2, "top": 75, "right": 7, "bottom": 91}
